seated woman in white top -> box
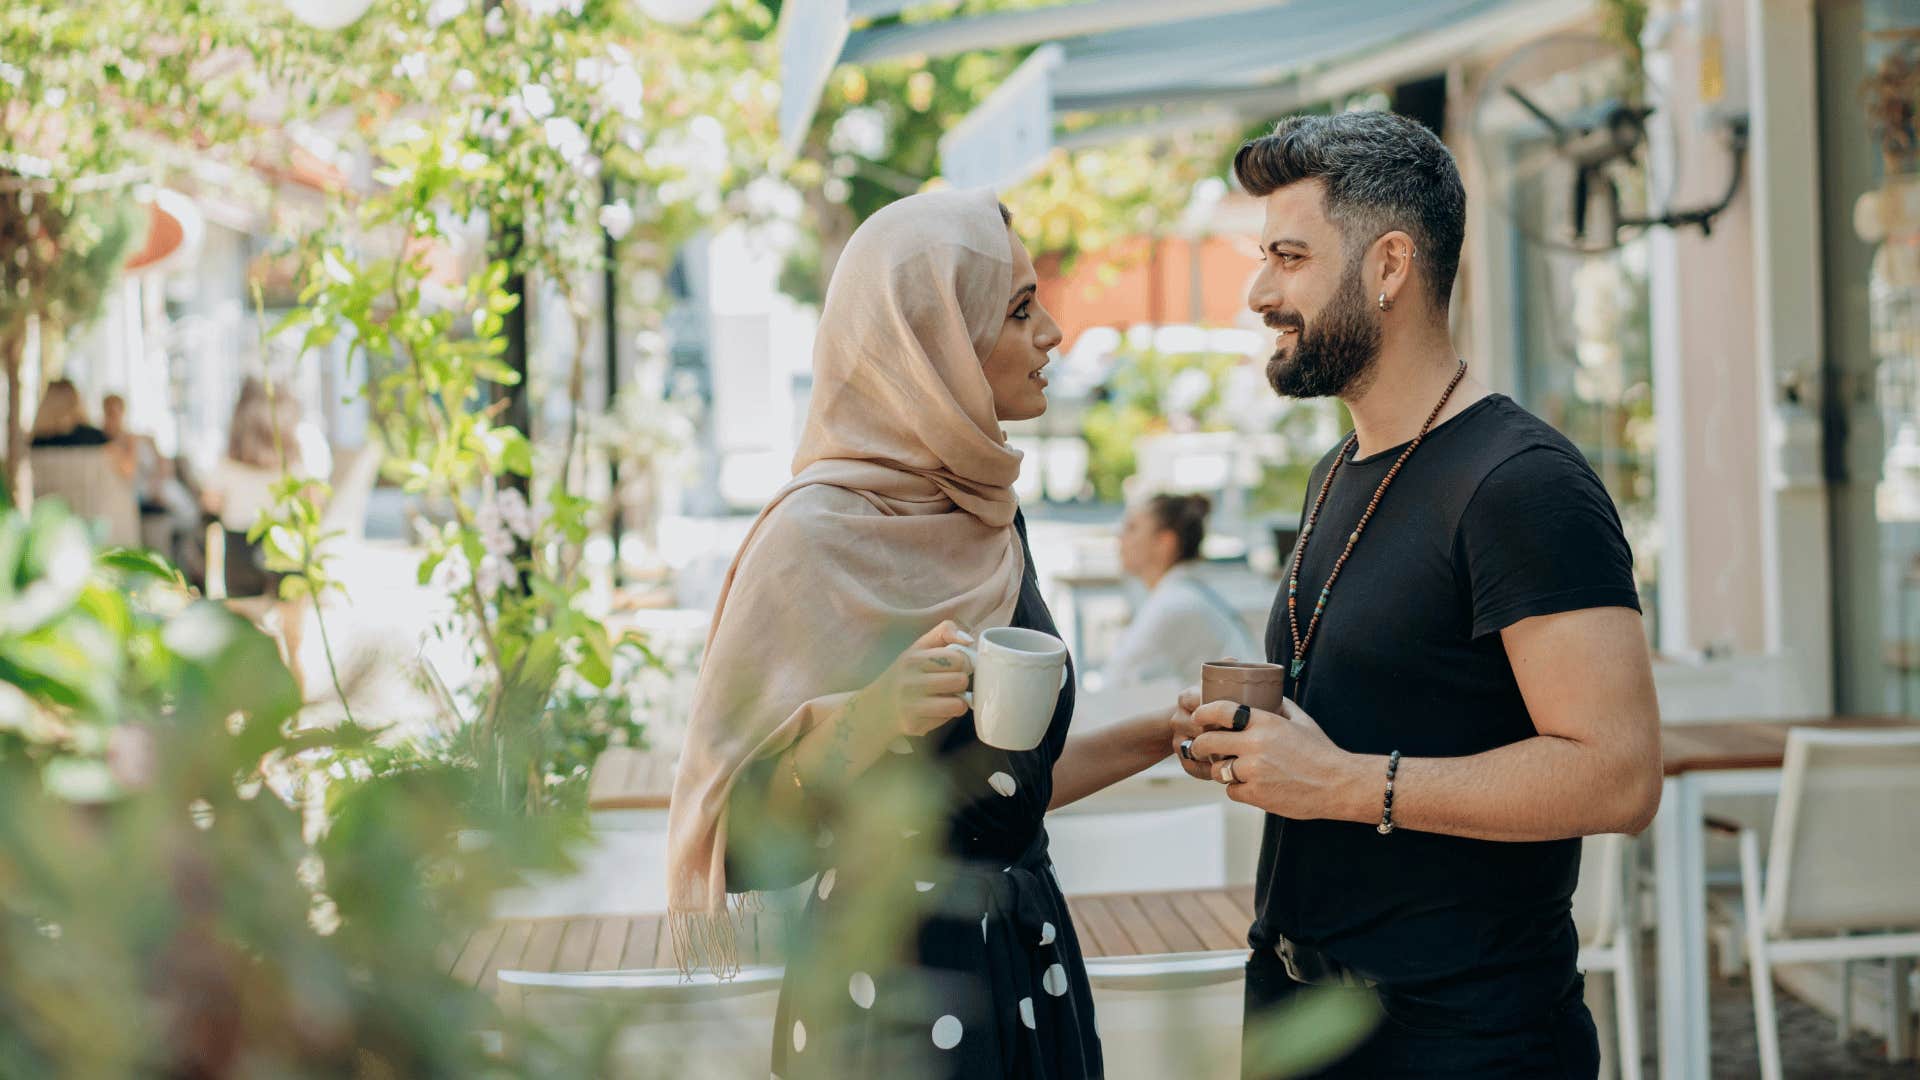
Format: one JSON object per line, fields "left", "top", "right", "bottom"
{"left": 199, "top": 378, "right": 330, "bottom": 597}
{"left": 1089, "top": 493, "right": 1257, "bottom": 689}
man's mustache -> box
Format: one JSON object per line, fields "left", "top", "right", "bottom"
{"left": 1263, "top": 311, "right": 1304, "bottom": 333}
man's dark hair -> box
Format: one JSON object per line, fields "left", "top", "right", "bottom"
{"left": 1233, "top": 112, "right": 1466, "bottom": 312}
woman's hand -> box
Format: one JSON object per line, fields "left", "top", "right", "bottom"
{"left": 865, "top": 620, "right": 976, "bottom": 736}
{"left": 1168, "top": 684, "right": 1213, "bottom": 781}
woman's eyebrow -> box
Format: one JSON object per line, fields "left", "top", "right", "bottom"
{"left": 1009, "top": 284, "right": 1037, "bottom": 306}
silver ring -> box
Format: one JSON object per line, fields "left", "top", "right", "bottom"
{"left": 1179, "top": 738, "right": 1196, "bottom": 762}
{"left": 1220, "top": 758, "right": 1238, "bottom": 784}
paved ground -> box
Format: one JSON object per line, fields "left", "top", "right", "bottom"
{"left": 1699, "top": 972, "right": 1917, "bottom": 1078}
{"left": 1615, "top": 949, "right": 1919, "bottom": 1078}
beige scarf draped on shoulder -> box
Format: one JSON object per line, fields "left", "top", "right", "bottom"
{"left": 665, "top": 187, "right": 1028, "bottom": 975}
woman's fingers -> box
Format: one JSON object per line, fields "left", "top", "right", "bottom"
{"left": 1177, "top": 685, "right": 1203, "bottom": 713}
{"left": 915, "top": 695, "right": 971, "bottom": 721}
{"left": 917, "top": 646, "right": 972, "bottom": 676}
{"left": 915, "top": 671, "right": 971, "bottom": 696}
{"left": 911, "top": 619, "right": 975, "bottom": 653}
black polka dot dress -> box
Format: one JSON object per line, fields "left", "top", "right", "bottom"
{"left": 771, "top": 511, "right": 1103, "bottom": 1079}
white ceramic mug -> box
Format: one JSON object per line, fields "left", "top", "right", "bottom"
{"left": 947, "top": 626, "right": 1068, "bottom": 751}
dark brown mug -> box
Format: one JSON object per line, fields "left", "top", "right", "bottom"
{"left": 1200, "top": 660, "right": 1287, "bottom": 714}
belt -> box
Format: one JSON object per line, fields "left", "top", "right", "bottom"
{"left": 947, "top": 831, "right": 1058, "bottom": 957}
{"left": 1274, "top": 935, "right": 1378, "bottom": 989}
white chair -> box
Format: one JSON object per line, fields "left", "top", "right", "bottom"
{"left": 499, "top": 964, "right": 783, "bottom": 1079}
{"left": 1086, "top": 949, "right": 1248, "bottom": 1080}
{"left": 1735, "top": 728, "right": 1920, "bottom": 1079}
{"left": 28, "top": 445, "right": 139, "bottom": 546}
{"left": 1572, "top": 833, "right": 1643, "bottom": 1080}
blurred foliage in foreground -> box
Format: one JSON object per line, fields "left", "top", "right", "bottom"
{"left": 0, "top": 500, "right": 612, "bottom": 1077}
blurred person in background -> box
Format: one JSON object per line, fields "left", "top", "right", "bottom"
{"left": 200, "top": 378, "right": 329, "bottom": 598}
{"left": 1090, "top": 492, "right": 1258, "bottom": 690}
{"left": 29, "top": 379, "right": 109, "bottom": 448}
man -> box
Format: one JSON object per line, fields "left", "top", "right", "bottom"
{"left": 1172, "top": 112, "right": 1661, "bottom": 1078}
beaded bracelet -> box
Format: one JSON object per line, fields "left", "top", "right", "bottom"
{"left": 1376, "top": 750, "right": 1401, "bottom": 835}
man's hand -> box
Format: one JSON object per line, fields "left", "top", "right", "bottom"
{"left": 1167, "top": 685, "right": 1214, "bottom": 781}
{"left": 1188, "top": 698, "right": 1372, "bottom": 821}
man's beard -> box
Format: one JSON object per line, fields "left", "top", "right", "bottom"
{"left": 1264, "top": 259, "right": 1381, "bottom": 400}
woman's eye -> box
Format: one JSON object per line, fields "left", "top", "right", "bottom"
{"left": 1012, "top": 304, "right": 1031, "bottom": 321}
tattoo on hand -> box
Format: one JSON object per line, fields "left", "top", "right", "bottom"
{"left": 817, "top": 704, "right": 856, "bottom": 784}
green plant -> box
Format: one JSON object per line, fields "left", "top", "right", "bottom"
{"left": 0, "top": 500, "right": 615, "bottom": 1076}
{"left": 0, "top": 189, "right": 141, "bottom": 496}
{"left": 1081, "top": 348, "right": 1240, "bottom": 501}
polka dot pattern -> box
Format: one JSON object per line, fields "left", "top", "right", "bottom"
{"left": 792, "top": 1020, "right": 807, "bottom": 1053}
{"left": 1039, "top": 921, "right": 1056, "bottom": 947}
{"left": 849, "top": 971, "right": 875, "bottom": 1010}
{"left": 914, "top": 880, "right": 935, "bottom": 892}
{"left": 988, "top": 771, "right": 1017, "bottom": 797}
{"left": 816, "top": 868, "right": 836, "bottom": 901}
{"left": 1019, "top": 997, "right": 1037, "bottom": 1030}
{"left": 931, "top": 1014, "right": 964, "bottom": 1050}
{"left": 1043, "top": 964, "right": 1068, "bottom": 997}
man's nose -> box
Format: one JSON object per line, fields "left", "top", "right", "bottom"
{"left": 1247, "top": 268, "right": 1282, "bottom": 316}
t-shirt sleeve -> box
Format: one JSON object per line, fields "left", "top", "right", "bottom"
{"left": 1457, "top": 446, "right": 1642, "bottom": 639}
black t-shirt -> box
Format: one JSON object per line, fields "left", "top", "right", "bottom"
{"left": 1250, "top": 393, "right": 1641, "bottom": 1030}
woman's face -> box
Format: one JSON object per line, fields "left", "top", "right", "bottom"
{"left": 1118, "top": 507, "right": 1176, "bottom": 580}
{"left": 981, "top": 227, "right": 1063, "bottom": 423}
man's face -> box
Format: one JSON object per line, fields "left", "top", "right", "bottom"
{"left": 1245, "top": 179, "right": 1380, "bottom": 400}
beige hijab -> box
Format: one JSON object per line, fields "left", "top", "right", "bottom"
{"left": 666, "top": 187, "right": 1028, "bottom": 974}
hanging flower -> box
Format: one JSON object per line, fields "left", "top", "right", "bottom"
{"left": 475, "top": 553, "right": 520, "bottom": 597}
{"left": 598, "top": 200, "right": 634, "bottom": 240}
{"left": 518, "top": 84, "right": 556, "bottom": 121}
{"left": 494, "top": 487, "right": 535, "bottom": 541}
{"left": 483, "top": 5, "right": 506, "bottom": 36}
{"left": 430, "top": 547, "right": 473, "bottom": 595}
{"left": 543, "top": 115, "right": 591, "bottom": 166}
{"left": 392, "top": 52, "right": 429, "bottom": 85}
{"left": 426, "top": 0, "right": 467, "bottom": 29}
{"left": 602, "top": 64, "right": 645, "bottom": 122}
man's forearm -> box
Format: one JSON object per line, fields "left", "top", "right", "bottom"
{"left": 1322, "top": 734, "right": 1661, "bottom": 842}
{"left": 1049, "top": 710, "right": 1170, "bottom": 811}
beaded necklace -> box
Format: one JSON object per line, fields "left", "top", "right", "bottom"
{"left": 1285, "top": 359, "right": 1469, "bottom": 680}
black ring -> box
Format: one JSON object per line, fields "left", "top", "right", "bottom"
{"left": 1179, "top": 738, "right": 1195, "bottom": 762}
{"left": 1230, "top": 704, "right": 1251, "bottom": 732}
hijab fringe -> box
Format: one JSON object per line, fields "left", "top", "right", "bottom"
{"left": 670, "top": 889, "right": 766, "bottom": 980}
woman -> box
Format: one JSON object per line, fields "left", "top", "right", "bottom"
{"left": 200, "top": 379, "right": 328, "bottom": 598}
{"left": 1090, "top": 493, "right": 1257, "bottom": 689}
{"left": 29, "top": 379, "right": 110, "bottom": 447}
{"left": 668, "top": 188, "right": 1173, "bottom": 1079}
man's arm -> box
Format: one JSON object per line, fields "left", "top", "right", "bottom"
{"left": 1188, "top": 605, "right": 1662, "bottom": 840}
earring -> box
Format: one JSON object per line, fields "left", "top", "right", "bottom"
{"left": 1377, "top": 292, "right": 1392, "bottom": 312}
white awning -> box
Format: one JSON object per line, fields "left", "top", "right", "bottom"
{"left": 778, "top": 0, "right": 1593, "bottom": 188}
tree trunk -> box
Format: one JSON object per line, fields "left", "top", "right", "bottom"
{"left": 2, "top": 322, "right": 24, "bottom": 508}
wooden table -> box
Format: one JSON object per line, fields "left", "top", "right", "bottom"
{"left": 585, "top": 746, "right": 678, "bottom": 812}
{"left": 1653, "top": 716, "right": 1919, "bottom": 1079}
{"left": 452, "top": 886, "right": 1256, "bottom": 995}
